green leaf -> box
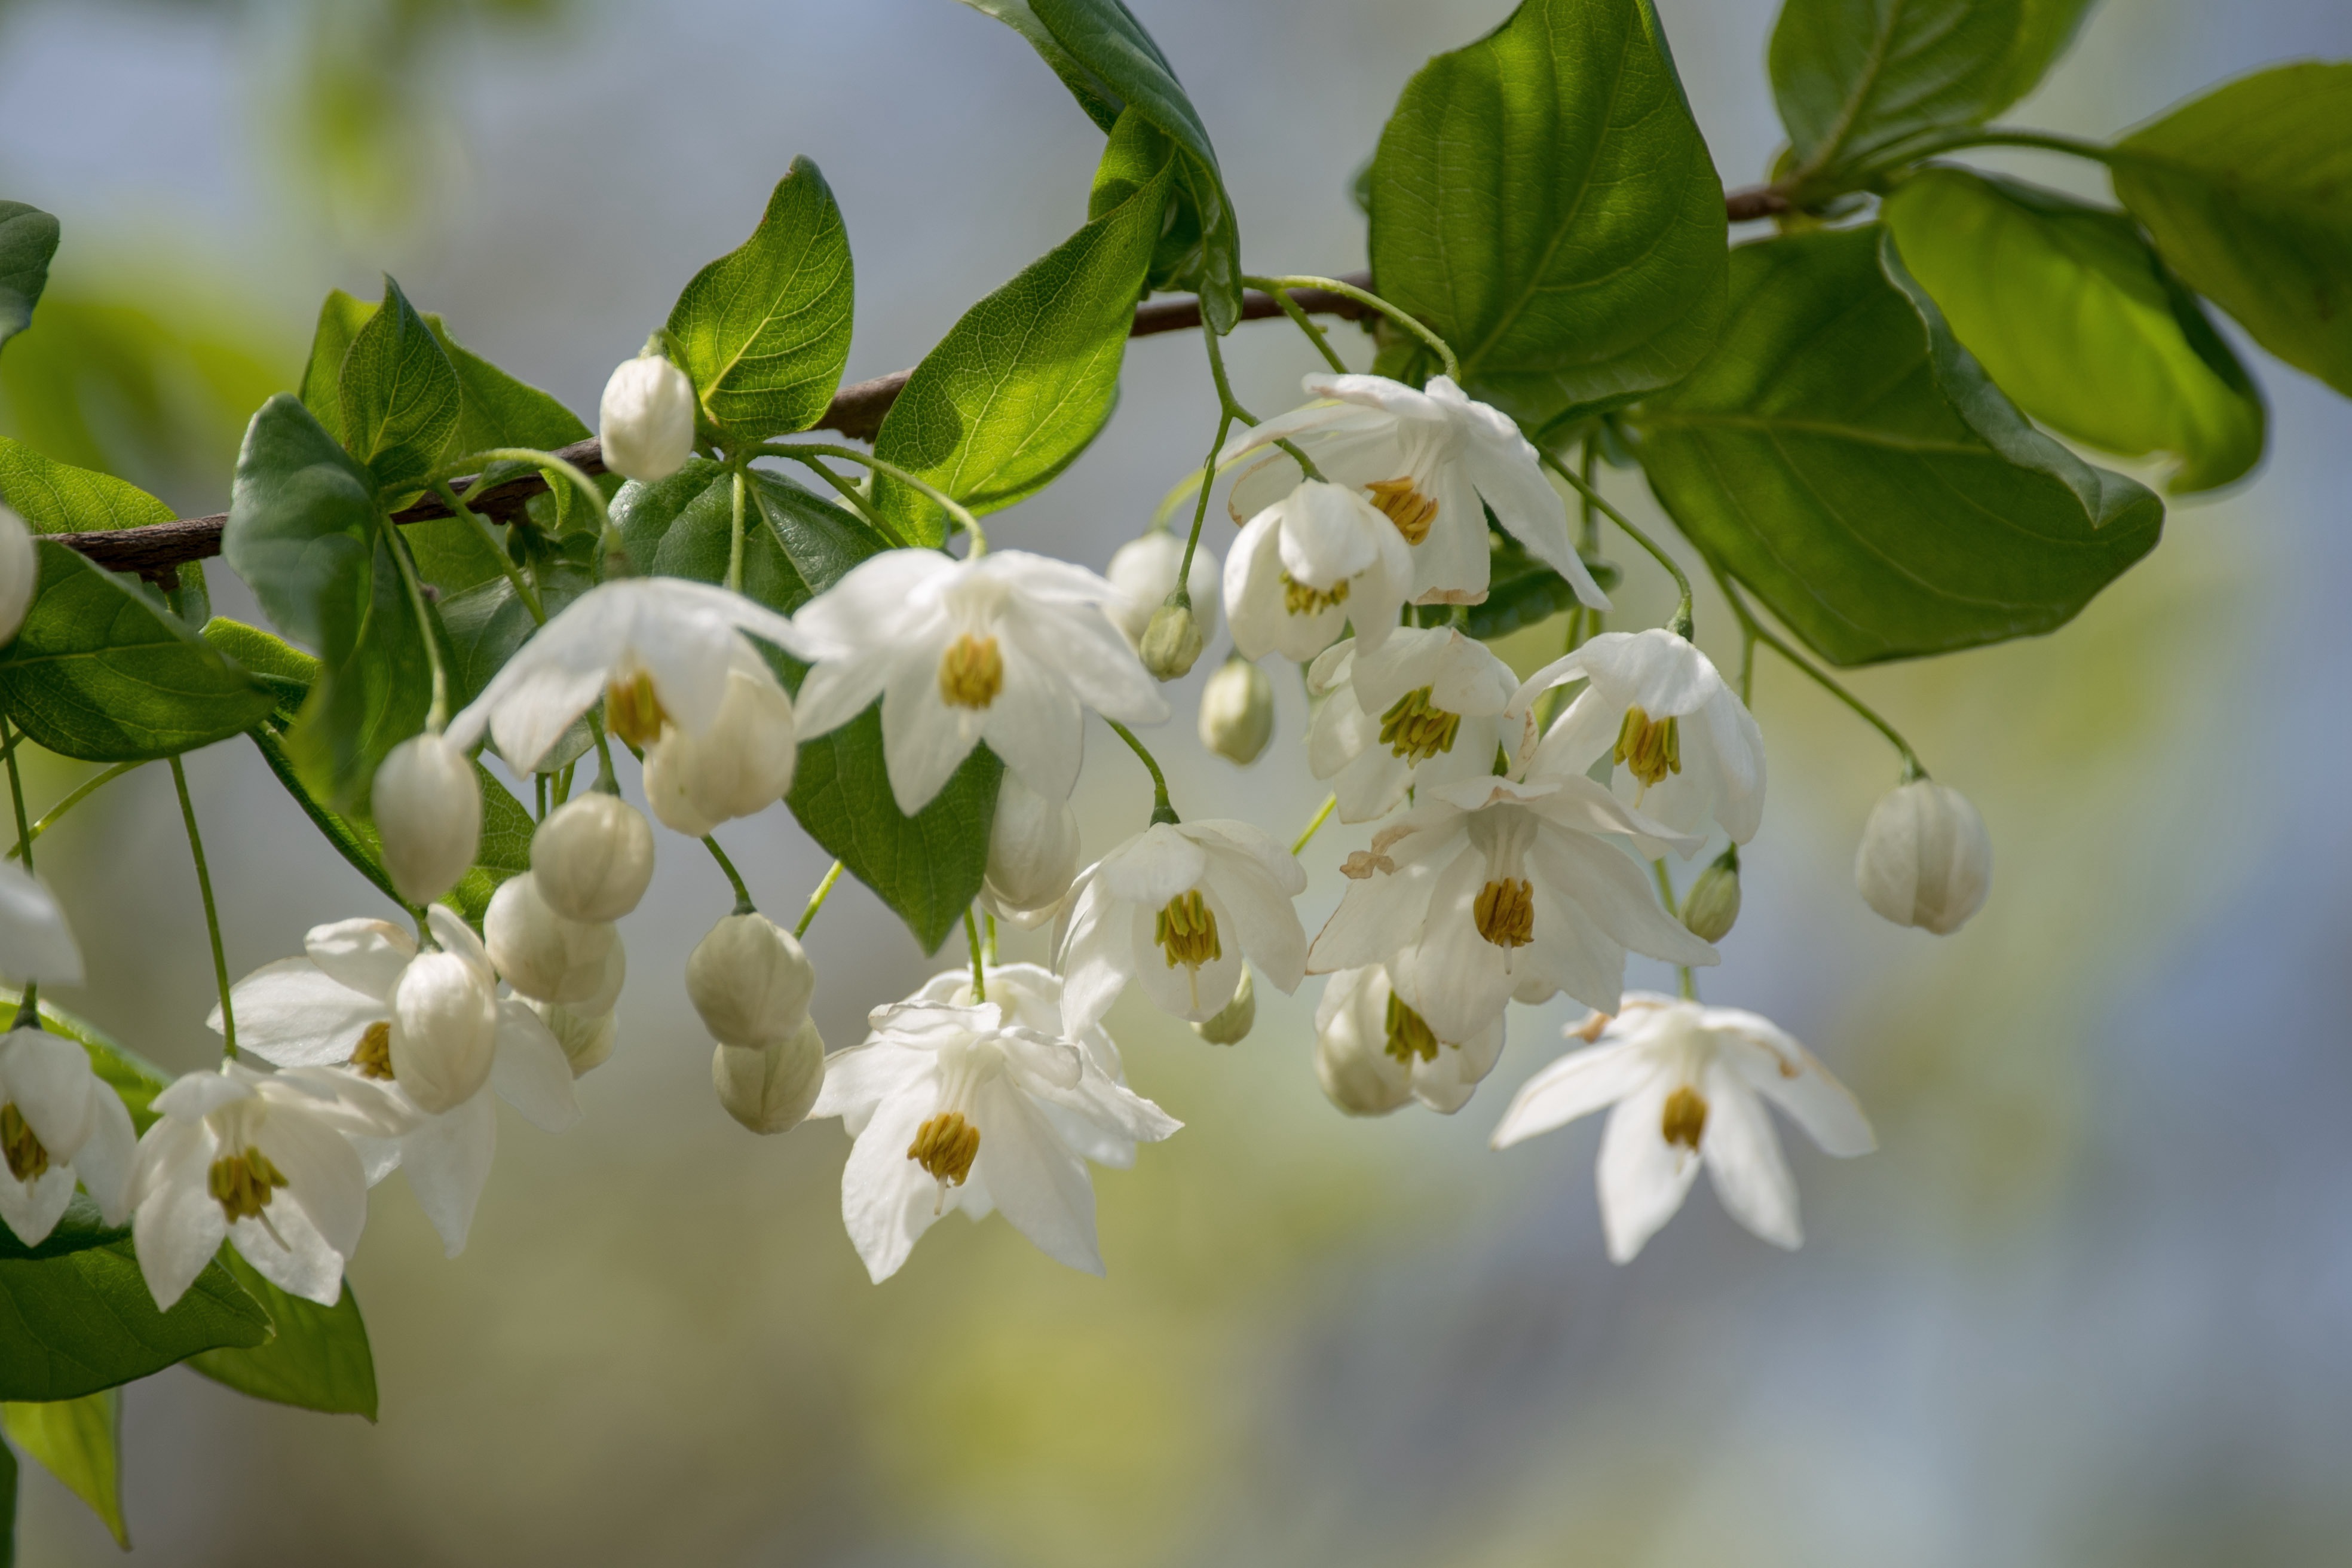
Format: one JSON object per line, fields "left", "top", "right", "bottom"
{"left": 2108, "top": 62, "right": 2352, "bottom": 399}
{"left": 0, "top": 438, "right": 171, "bottom": 532}
{"left": 1630, "top": 225, "right": 2163, "bottom": 666}
{"left": 0, "top": 204, "right": 58, "bottom": 356}
{"left": 2, "top": 1392, "right": 125, "bottom": 1546}
{"left": 666, "top": 158, "right": 855, "bottom": 442}
{"left": 224, "top": 394, "right": 381, "bottom": 655}
{"left": 297, "top": 289, "right": 376, "bottom": 449}
{"left": 186, "top": 1249, "right": 376, "bottom": 1419}
{"left": 0, "top": 1197, "right": 268, "bottom": 1403}
{"left": 1367, "top": 0, "right": 1729, "bottom": 434}
{"left": 337, "top": 276, "right": 462, "bottom": 494}
{"left": 0, "top": 1434, "right": 16, "bottom": 1568}
{"left": 612, "top": 460, "right": 808, "bottom": 614}
{"left": 1769, "top": 0, "right": 2096, "bottom": 185}
{"left": 0, "top": 545, "right": 276, "bottom": 761}
{"left": 1884, "top": 167, "right": 2264, "bottom": 492}
{"left": 280, "top": 533, "right": 436, "bottom": 811}
{"left": 198, "top": 615, "right": 317, "bottom": 718}
{"left": 0, "top": 989, "right": 172, "bottom": 1136}
{"left": 871, "top": 111, "right": 1175, "bottom": 545}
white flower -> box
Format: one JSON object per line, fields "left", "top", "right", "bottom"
{"left": 1511, "top": 629, "right": 1766, "bottom": 850}
{"left": 445, "top": 577, "right": 813, "bottom": 774}
{"left": 0, "top": 863, "right": 81, "bottom": 986}
{"left": 0, "top": 504, "right": 35, "bottom": 645}
{"left": 1313, "top": 960, "right": 1505, "bottom": 1117}
{"left": 529, "top": 793, "right": 655, "bottom": 922}
{"left": 599, "top": 353, "right": 697, "bottom": 484}
{"left": 980, "top": 771, "right": 1082, "bottom": 930}
{"left": 371, "top": 734, "right": 482, "bottom": 906}
{"left": 483, "top": 876, "right": 619, "bottom": 1007}
{"left": 1054, "top": 819, "right": 1307, "bottom": 1035}
{"left": 1307, "top": 773, "right": 1718, "bottom": 1043}
{"left": 129, "top": 1062, "right": 410, "bottom": 1309}
{"left": 1198, "top": 654, "right": 1273, "bottom": 766}
{"left": 1223, "top": 480, "right": 1410, "bottom": 664}
{"left": 791, "top": 549, "right": 1167, "bottom": 816}
{"left": 808, "top": 963, "right": 1177, "bottom": 1281}
{"left": 0, "top": 1024, "right": 136, "bottom": 1245}
{"left": 1105, "top": 531, "right": 1220, "bottom": 650}
{"left": 685, "top": 912, "right": 814, "bottom": 1048}
{"left": 1855, "top": 780, "right": 1992, "bottom": 935}
{"left": 1221, "top": 373, "right": 1609, "bottom": 609}
{"left": 1492, "top": 996, "right": 1875, "bottom": 1263}
{"left": 640, "top": 642, "right": 797, "bottom": 836}
{"left": 1307, "top": 626, "right": 1521, "bottom": 824}
{"left": 712, "top": 1018, "right": 825, "bottom": 1135}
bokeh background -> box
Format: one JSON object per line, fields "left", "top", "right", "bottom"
{"left": 2, "top": 0, "right": 2348, "bottom": 1561}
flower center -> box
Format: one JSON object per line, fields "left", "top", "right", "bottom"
{"left": 938, "top": 633, "right": 1004, "bottom": 709}
{"left": 606, "top": 669, "right": 670, "bottom": 749}
{"left": 906, "top": 1110, "right": 980, "bottom": 1187}
{"left": 349, "top": 1020, "right": 395, "bottom": 1081}
{"left": 1281, "top": 571, "right": 1349, "bottom": 617}
{"left": 1613, "top": 705, "right": 1681, "bottom": 795}
{"left": 1472, "top": 877, "right": 1535, "bottom": 949}
{"left": 1365, "top": 477, "right": 1438, "bottom": 544}
{"left": 1661, "top": 1085, "right": 1708, "bottom": 1151}
{"left": 1, "top": 1103, "right": 48, "bottom": 1183}
{"left": 1154, "top": 889, "right": 1222, "bottom": 970}
{"left": 207, "top": 1147, "right": 291, "bottom": 1223}
{"left": 1383, "top": 991, "right": 1441, "bottom": 1064}
{"left": 1379, "top": 686, "right": 1460, "bottom": 763}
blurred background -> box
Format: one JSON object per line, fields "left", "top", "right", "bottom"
{"left": 2, "top": 0, "right": 2348, "bottom": 1561}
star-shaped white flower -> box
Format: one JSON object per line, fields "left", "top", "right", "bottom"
{"left": 1054, "top": 819, "right": 1308, "bottom": 1036}
{"left": 129, "top": 1062, "right": 411, "bottom": 1309}
{"left": 1224, "top": 480, "right": 1411, "bottom": 664}
{"left": 445, "top": 577, "right": 814, "bottom": 773}
{"left": 1307, "top": 626, "right": 1521, "bottom": 824}
{"left": 808, "top": 964, "right": 1178, "bottom": 1281}
{"left": 1222, "top": 373, "right": 1610, "bottom": 609}
{"left": 0, "top": 863, "right": 82, "bottom": 987}
{"left": 791, "top": 549, "right": 1167, "bottom": 816}
{"left": 1307, "top": 773, "right": 1718, "bottom": 1044}
{"left": 0, "top": 1023, "right": 135, "bottom": 1245}
{"left": 1313, "top": 958, "right": 1505, "bottom": 1117}
{"left": 1491, "top": 995, "right": 1875, "bottom": 1263}
{"left": 1510, "top": 629, "right": 1766, "bottom": 849}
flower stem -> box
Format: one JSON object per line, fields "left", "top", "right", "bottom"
{"left": 381, "top": 514, "right": 451, "bottom": 732}
{"left": 1652, "top": 859, "right": 1697, "bottom": 1002}
{"left": 439, "top": 448, "right": 615, "bottom": 558}
{"left": 8, "top": 760, "right": 145, "bottom": 862}
{"left": 794, "top": 859, "right": 844, "bottom": 940}
{"left": 1539, "top": 450, "right": 1692, "bottom": 638}
{"left": 964, "top": 908, "right": 987, "bottom": 1003}
{"left": 1247, "top": 273, "right": 1460, "bottom": 382}
{"left": 1, "top": 716, "right": 37, "bottom": 1022}
{"left": 762, "top": 442, "right": 985, "bottom": 555}
{"left": 586, "top": 710, "right": 620, "bottom": 794}
{"left": 434, "top": 478, "right": 544, "bottom": 625}
{"left": 1705, "top": 560, "right": 1926, "bottom": 780}
{"left": 703, "top": 834, "right": 755, "bottom": 915}
{"left": 1105, "top": 719, "right": 1177, "bottom": 825}
{"left": 170, "top": 756, "right": 235, "bottom": 1059}
{"left": 771, "top": 452, "right": 904, "bottom": 544}
{"left": 727, "top": 464, "right": 748, "bottom": 595}
{"left": 1290, "top": 793, "right": 1337, "bottom": 856}
{"left": 984, "top": 911, "right": 997, "bottom": 966}
{"left": 1241, "top": 275, "right": 1350, "bottom": 375}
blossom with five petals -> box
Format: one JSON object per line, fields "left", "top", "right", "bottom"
{"left": 1307, "top": 627, "right": 1521, "bottom": 823}
{"left": 0, "top": 1023, "right": 135, "bottom": 1245}
{"left": 1223, "top": 480, "right": 1410, "bottom": 664}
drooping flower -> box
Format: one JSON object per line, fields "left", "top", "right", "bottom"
{"left": 1223, "top": 480, "right": 1410, "bottom": 664}
{"left": 1307, "top": 626, "right": 1521, "bottom": 824}
{"left": 0, "top": 1022, "right": 136, "bottom": 1245}
{"left": 1491, "top": 995, "right": 1875, "bottom": 1263}
{"left": 790, "top": 550, "right": 1167, "bottom": 816}
{"left": 1312, "top": 960, "right": 1505, "bottom": 1117}
{"left": 371, "top": 734, "right": 482, "bottom": 907}
{"left": 1307, "top": 773, "right": 1717, "bottom": 1043}
{"left": 1511, "top": 629, "right": 1766, "bottom": 850}
{"left": 599, "top": 351, "right": 697, "bottom": 485}
{"left": 445, "top": 577, "right": 812, "bottom": 775}
{"left": 808, "top": 963, "right": 1177, "bottom": 1281}
{"left": 1104, "top": 531, "right": 1220, "bottom": 652}
{"left": 0, "top": 863, "right": 82, "bottom": 987}
{"left": 1054, "top": 819, "right": 1307, "bottom": 1035}
{"left": 981, "top": 771, "right": 1082, "bottom": 930}
{"left": 1221, "top": 373, "right": 1609, "bottom": 609}
{"left": 640, "top": 641, "right": 798, "bottom": 836}
{"left": 1855, "top": 780, "right": 1992, "bottom": 934}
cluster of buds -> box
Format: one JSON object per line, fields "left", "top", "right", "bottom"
{"left": 688, "top": 912, "right": 823, "bottom": 1133}
{"left": 487, "top": 792, "right": 654, "bottom": 1076}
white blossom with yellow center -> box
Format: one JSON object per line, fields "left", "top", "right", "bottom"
{"left": 1223, "top": 479, "right": 1412, "bottom": 664}
{"left": 1312, "top": 960, "right": 1506, "bottom": 1117}
{"left": 0, "top": 1022, "right": 135, "bottom": 1246}
{"left": 1307, "top": 626, "right": 1522, "bottom": 823}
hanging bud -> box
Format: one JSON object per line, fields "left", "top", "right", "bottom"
{"left": 1314, "top": 987, "right": 1413, "bottom": 1117}
{"left": 1140, "top": 602, "right": 1204, "bottom": 681}
{"left": 685, "top": 912, "right": 815, "bottom": 1049}
{"left": 371, "top": 734, "right": 482, "bottom": 906}
{"left": 1681, "top": 847, "right": 1742, "bottom": 944}
{"left": 598, "top": 349, "right": 696, "bottom": 484}
{"left": 531, "top": 999, "right": 618, "bottom": 1076}
{"left": 1855, "top": 779, "right": 1992, "bottom": 935}
{"left": 0, "top": 506, "right": 33, "bottom": 647}
{"left": 530, "top": 794, "right": 656, "bottom": 922}
{"left": 981, "top": 771, "right": 1081, "bottom": 930}
{"left": 1191, "top": 964, "right": 1255, "bottom": 1045}
{"left": 641, "top": 659, "right": 797, "bottom": 837}
{"left": 1198, "top": 653, "right": 1274, "bottom": 766}
{"left": 484, "top": 875, "right": 619, "bottom": 1005}
{"left": 1105, "top": 531, "right": 1221, "bottom": 649}
{"left": 711, "top": 1017, "right": 826, "bottom": 1135}
{"left": 388, "top": 949, "right": 500, "bottom": 1115}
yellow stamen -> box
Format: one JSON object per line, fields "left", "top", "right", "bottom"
{"left": 906, "top": 1111, "right": 981, "bottom": 1186}
{"left": 1383, "top": 992, "right": 1441, "bottom": 1064}
{"left": 1154, "top": 890, "right": 1221, "bottom": 969}
{"left": 1613, "top": 705, "right": 1682, "bottom": 794}
{"left": 349, "top": 1020, "right": 396, "bottom": 1081}
{"left": 1366, "top": 477, "right": 1438, "bottom": 544}
{"left": 1661, "top": 1085, "right": 1708, "bottom": 1150}
{"left": 2, "top": 1104, "right": 48, "bottom": 1183}
{"left": 605, "top": 670, "right": 670, "bottom": 749}
{"left": 1378, "top": 686, "right": 1461, "bottom": 764}
{"left": 207, "top": 1149, "right": 292, "bottom": 1224}
{"left": 1472, "top": 877, "right": 1535, "bottom": 949}
{"left": 938, "top": 634, "right": 1004, "bottom": 709}
{"left": 1281, "top": 572, "right": 1350, "bottom": 617}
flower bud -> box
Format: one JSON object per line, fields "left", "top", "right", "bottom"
{"left": 1198, "top": 654, "right": 1274, "bottom": 766}
{"left": 711, "top": 1017, "right": 825, "bottom": 1135}
{"left": 598, "top": 351, "right": 696, "bottom": 484}
{"left": 484, "top": 875, "right": 619, "bottom": 1004}
{"left": 1105, "top": 531, "right": 1220, "bottom": 649}
{"left": 641, "top": 662, "right": 797, "bottom": 837}
{"left": 529, "top": 999, "right": 618, "bottom": 1076}
{"left": 0, "top": 505, "right": 34, "bottom": 647}
{"left": 389, "top": 950, "right": 499, "bottom": 1114}
{"left": 530, "top": 793, "right": 655, "bottom": 922}
{"left": 685, "top": 912, "right": 814, "bottom": 1049}
{"left": 1139, "top": 602, "right": 1204, "bottom": 681}
{"left": 371, "top": 734, "right": 482, "bottom": 906}
{"left": 1681, "top": 850, "right": 1741, "bottom": 944}
{"left": 1855, "top": 779, "right": 1992, "bottom": 935}
{"left": 980, "top": 771, "right": 1080, "bottom": 929}
{"left": 1191, "top": 964, "right": 1254, "bottom": 1045}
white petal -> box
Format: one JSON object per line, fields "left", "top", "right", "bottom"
{"left": 131, "top": 1122, "right": 228, "bottom": 1310}
{"left": 808, "top": 1040, "right": 930, "bottom": 1128}
{"left": 982, "top": 639, "right": 1086, "bottom": 805}
{"left": 71, "top": 1085, "right": 136, "bottom": 1225}
{"left": 1054, "top": 883, "right": 1134, "bottom": 1039}
{"left": 1595, "top": 1081, "right": 1701, "bottom": 1264}
{"left": 0, "top": 1166, "right": 75, "bottom": 1247}
{"left": 1198, "top": 842, "right": 1306, "bottom": 993}
{"left": 878, "top": 638, "right": 981, "bottom": 816}
{"left": 225, "top": 960, "right": 385, "bottom": 1067}
{"left": 3, "top": 1030, "right": 97, "bottom": 1157}
{"left": 489, "top": 999, "right": 581, "bottom": 1132}
{"left": 1490, "top": 1039, "right": 1656, "bottom": 1148}
{"left": 399, "top": 1095, "right": 497, "bottom": 1257}
{"left": 1699, "top": 1067, "right": 1802, "bottom": 1250}
{"left": 303, "top": 918, "right": 415, "bottom": 1000}
{"left": 228, "top": 1200, "right": 344, "bottom": 1307}
{"left": 0, "top": 863, "right": 81, "bottom": 986}
{"left": 969, "top": 1078, "right": 1101, "bottom": 1276}
{"left": 257, "top": 1105, "right": 370, "bottom": 1262}
{"left": 839, "top": 1083, "right": 953, "bottom": 1283}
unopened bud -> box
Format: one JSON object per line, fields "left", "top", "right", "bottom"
{"left": 1855, "top": 779, "right": 1992, "bottom": 935}
{"left": 372, "top": 733, "right": 482, "bottom": 906}
{"left": 1313, "top": 970, "right": 1412, "bottom": 1117}
{"left": 685, "top": 912, "right": 814, "bottom": 1049}
{"left": 1140, "top": 602, "right": 1203, "bottom": 681}
{"left": 0, "top": 506, "right": 33, "bottom": 646}
{"left": 1198, "top": 654, "right": 1274, "bottom": 765}
{"left": 530, "top": 793, "right": 655, "bottom": 921}
{"left": 712, "top": 1017, "right": 825, "bottom": 1134}
{"left": 390, "top": 948, "right": 499, "bottom": 1114}
{"left": 1105, "top": 531, "right": 1220, "bottom": 649}
{"left": 1191, "top": 964, "right": 1254, "bottom": 1045}
{"left": 981, "top": 771, "right": 1081, "bottom": 929}
{"left": 1681, "top": 850, "right": 1741, "bottom": 944}
{"left": 598, "top": 350, "right": 696, "bottom": 484}
{"left": 530, "top": 999, "right": 618, "bottom": 1076}
{"left": 484, "top": 875, "right": 618, "bottom": 1005}
{"left": 642, "top": 660, "right": 797, "bottom": 837}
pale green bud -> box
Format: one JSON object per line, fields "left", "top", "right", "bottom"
{"left": 1681, "top": 850, "right": 1741, "bottom": 944}
{"left": 1198, "top": 654, "right": 1274, "bottom": 765}
{"left": 1855, "top": 779, "right": 1991, "bottom": 935}
{"left": 1140, "top": 602, "right": 1203, "bottom": 681}
{"left": 685, "top": 912, "right": 814, "bottom": 1049}
{"left": 1191, "top": 964, "right": 1254, "bottom": 1046}
{"left": 712, "top": 1017, "right": 825, "bottom": 1135}
{"left": 531, "top": 793, "right": 655, "bottom": 922}
{"left": 372, "top": 733, "right": 482, "bottom": 906}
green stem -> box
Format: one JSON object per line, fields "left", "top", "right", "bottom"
{"left": 984, "top": 911, "right": 998, "bottom": 966}
{"left": 1290, "top": 794, "right": 1337, "bottom": 856}
{"left": 1105, "top": 719, "right": 1177, "bottom": 825}
{"left": 772, "top": 452, "right": 904, "bottom": 544}
{"left": 1878, "top": 126, "right": 2118, "bottom": 172}
{"left": 794, "top": 860, "right": 844, "bottom": 940}
{"left": 381, "top": 516, "right": 450, "bottom": 731}
{"left": 8, "top": 761, "right": 145, "bottom": 861}
{"left": 1248, "top": 273, "right": 1460, "bottom": 382}
{"left": 586, "top": 710, "right": 620, "bottom": 794}
{"left": 964, "top": 908, "right": 987, "bottom": 1003}
{"left": 1, "top": 718, "right": 33, "bottom": 1027}
{"left": 1176, "top": 409, "right": 1235, "bottom": 607}
{"left": 1200, "top": 327, "right": 1324, "bottom": 485}
{"left": 1706, "top": 560, "right": 1925, "bottom": 780}
{"left": 437, "top": 448, "right": 614, "bottom": 550}
{"left": 703, "top": 834, "right": 754, "bottom": 915}
{"left": 433, "top": 479, "right": 544, "bottom": 626}
{"left": 1578, "top": 440, "right": 1600, "bottom": 555}
{"left": 1540, "top": 451, "right": 1692, "bottom": 638}
{"left": 1652, "top": 859, "right": 1696, "bottom": 1002}
{"left": 1242, "top": 275, "right": 1350, "bottom": 375}
{"left": 727, "top": 464, "right": 748, "bottom": 595}
{"left": 170, "top": 757, "right": 235, "bottom": 1059}
{"left": 762, "top": 442, "right": 986, "bottom": 554}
